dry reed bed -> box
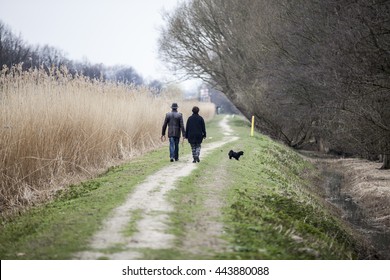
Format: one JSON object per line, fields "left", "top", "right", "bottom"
{"left": 0, "top": 65, "right": 215, "bottom": 216}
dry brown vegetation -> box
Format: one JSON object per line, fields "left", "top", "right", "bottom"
{"left": 337, "top": 159, "right": 390, "bottom": 229}
{"left": 303, "top": 150, "right": 390, "bottom": 228}
{"left": 0, "top": 65, "right": 215, "bottom": 216}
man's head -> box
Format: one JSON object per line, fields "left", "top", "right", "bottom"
{"left": 192, "top": 106, "right": 200, "bottom": 114}
{"left": 171, "top": 103, "right": 178, "bottom": 110}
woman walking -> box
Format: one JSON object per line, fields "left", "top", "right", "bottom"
{"left": 185, "top": 106, "right": 206, "bottom": 163}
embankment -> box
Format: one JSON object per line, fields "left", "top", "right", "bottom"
{"left": 0, "top": 115, "right": 379, "bottom": 259}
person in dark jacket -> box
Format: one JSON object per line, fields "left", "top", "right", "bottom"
{"left": 185, "top": 106, "right": 206, "bottom": 163}
{"left": 162, "top": 103, "right": 186, "bottom": 162}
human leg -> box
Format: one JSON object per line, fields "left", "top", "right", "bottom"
{"left": 196, "top": 144, "right": 201, "bottom": 162}
{"left": 169, "top": 137, "right": 175, "bottom": 161}
{"left": 191, "top": 143, "right": 197, "bottom": 162}
{"left": 191, "top": 143, "right": 201, "bottom": 163}
{"left": 173, "top": 137, "right": 180, "bottom": 161}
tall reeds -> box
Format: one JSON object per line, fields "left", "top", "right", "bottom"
{"left": 0, "top": 65, "right": 215, "bottom": 215}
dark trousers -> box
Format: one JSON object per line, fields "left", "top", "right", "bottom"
{"left": 190, "top": 143, "right": 201, "bottom": 159}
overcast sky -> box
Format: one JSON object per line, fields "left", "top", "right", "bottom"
{"left": 0, "top": 0, "right": 198, "bottom": 88}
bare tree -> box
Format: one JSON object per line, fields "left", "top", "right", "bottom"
{"left": 159, "top": 0, "right": 390, "bottom": 168}
{"left": 0, "top": 21, "right": 32, "bottom": 68}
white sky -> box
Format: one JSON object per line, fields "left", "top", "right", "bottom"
{"left": 0, "top": 0, "right": 199, "bottom": 89}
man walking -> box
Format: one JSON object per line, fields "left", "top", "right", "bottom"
{"left": 162, "top": 103, "right": 186, "bottom": 162}
{"left": 185, "top": 106, "right": 206, "bottom": 163}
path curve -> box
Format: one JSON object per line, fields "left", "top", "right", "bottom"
{"left": 76, "top": 116, "right": 238, "bottom": 259}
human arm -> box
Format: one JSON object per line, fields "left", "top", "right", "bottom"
{"left": 202, "top": 117, "right": 206, "bottom": 139}
{"left": 162, "top": 113, "right": 169, "bottom": 136}
{"left": 180, "top": 113, "right": 186, "bottom": 138}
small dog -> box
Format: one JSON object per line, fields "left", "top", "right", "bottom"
{"left": 228, "top": 150, "right": 244, "bottom": 160}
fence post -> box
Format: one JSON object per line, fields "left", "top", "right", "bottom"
{"left": 251, "top": 116, "right": 255, "bottom": 137}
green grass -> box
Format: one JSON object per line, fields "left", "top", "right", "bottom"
{"left": 162, "top": 115, "right": 362, "bottom": 259}
{"left": 0, "top": 115, "right": 365, "bottom": 260}
{"left": 122, "top": 209, "right": 143, "bottom": 237}
{"left": 219, "top": 118, "right": 359, "bottom": 259}
{"left": 0, "top": 148, "right": 170, "bottom": 259}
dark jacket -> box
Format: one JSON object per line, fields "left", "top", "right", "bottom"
{"left": 185, "top": 113, "right": 206, "bottom": 144}
{"left": 162, "top": 110, "right": 185, "bottom": 138}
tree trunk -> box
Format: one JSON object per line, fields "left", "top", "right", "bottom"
{"left": 380, "top": 154, "right": 390, "bottom": 170}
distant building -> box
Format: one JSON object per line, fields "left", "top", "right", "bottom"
{"left": 199, "top": 84, "right": 210, "bottom": 102}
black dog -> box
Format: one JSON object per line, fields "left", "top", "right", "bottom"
{"left": 228, "top": 150, "right": 244, "bottom": 160}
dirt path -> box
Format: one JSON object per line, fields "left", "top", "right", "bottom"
{"left": 181, "top": 156, "right": 230, "bottom": 256}
{"left": 75, "top": 116, "right": 238, "bottom": 259}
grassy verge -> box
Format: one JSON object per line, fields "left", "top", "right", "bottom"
{"left": 160, "top": 115, "right": 363, "bottom": 259}
{"left": 0, "top": 148, "right": 170, "bottom": 259}
{"left": 219, "top": 117, "right": 360, "bottom": 259}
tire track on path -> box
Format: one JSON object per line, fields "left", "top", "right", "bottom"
{"left": 76, "top": 116, "right": 238, "bottom": 259}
